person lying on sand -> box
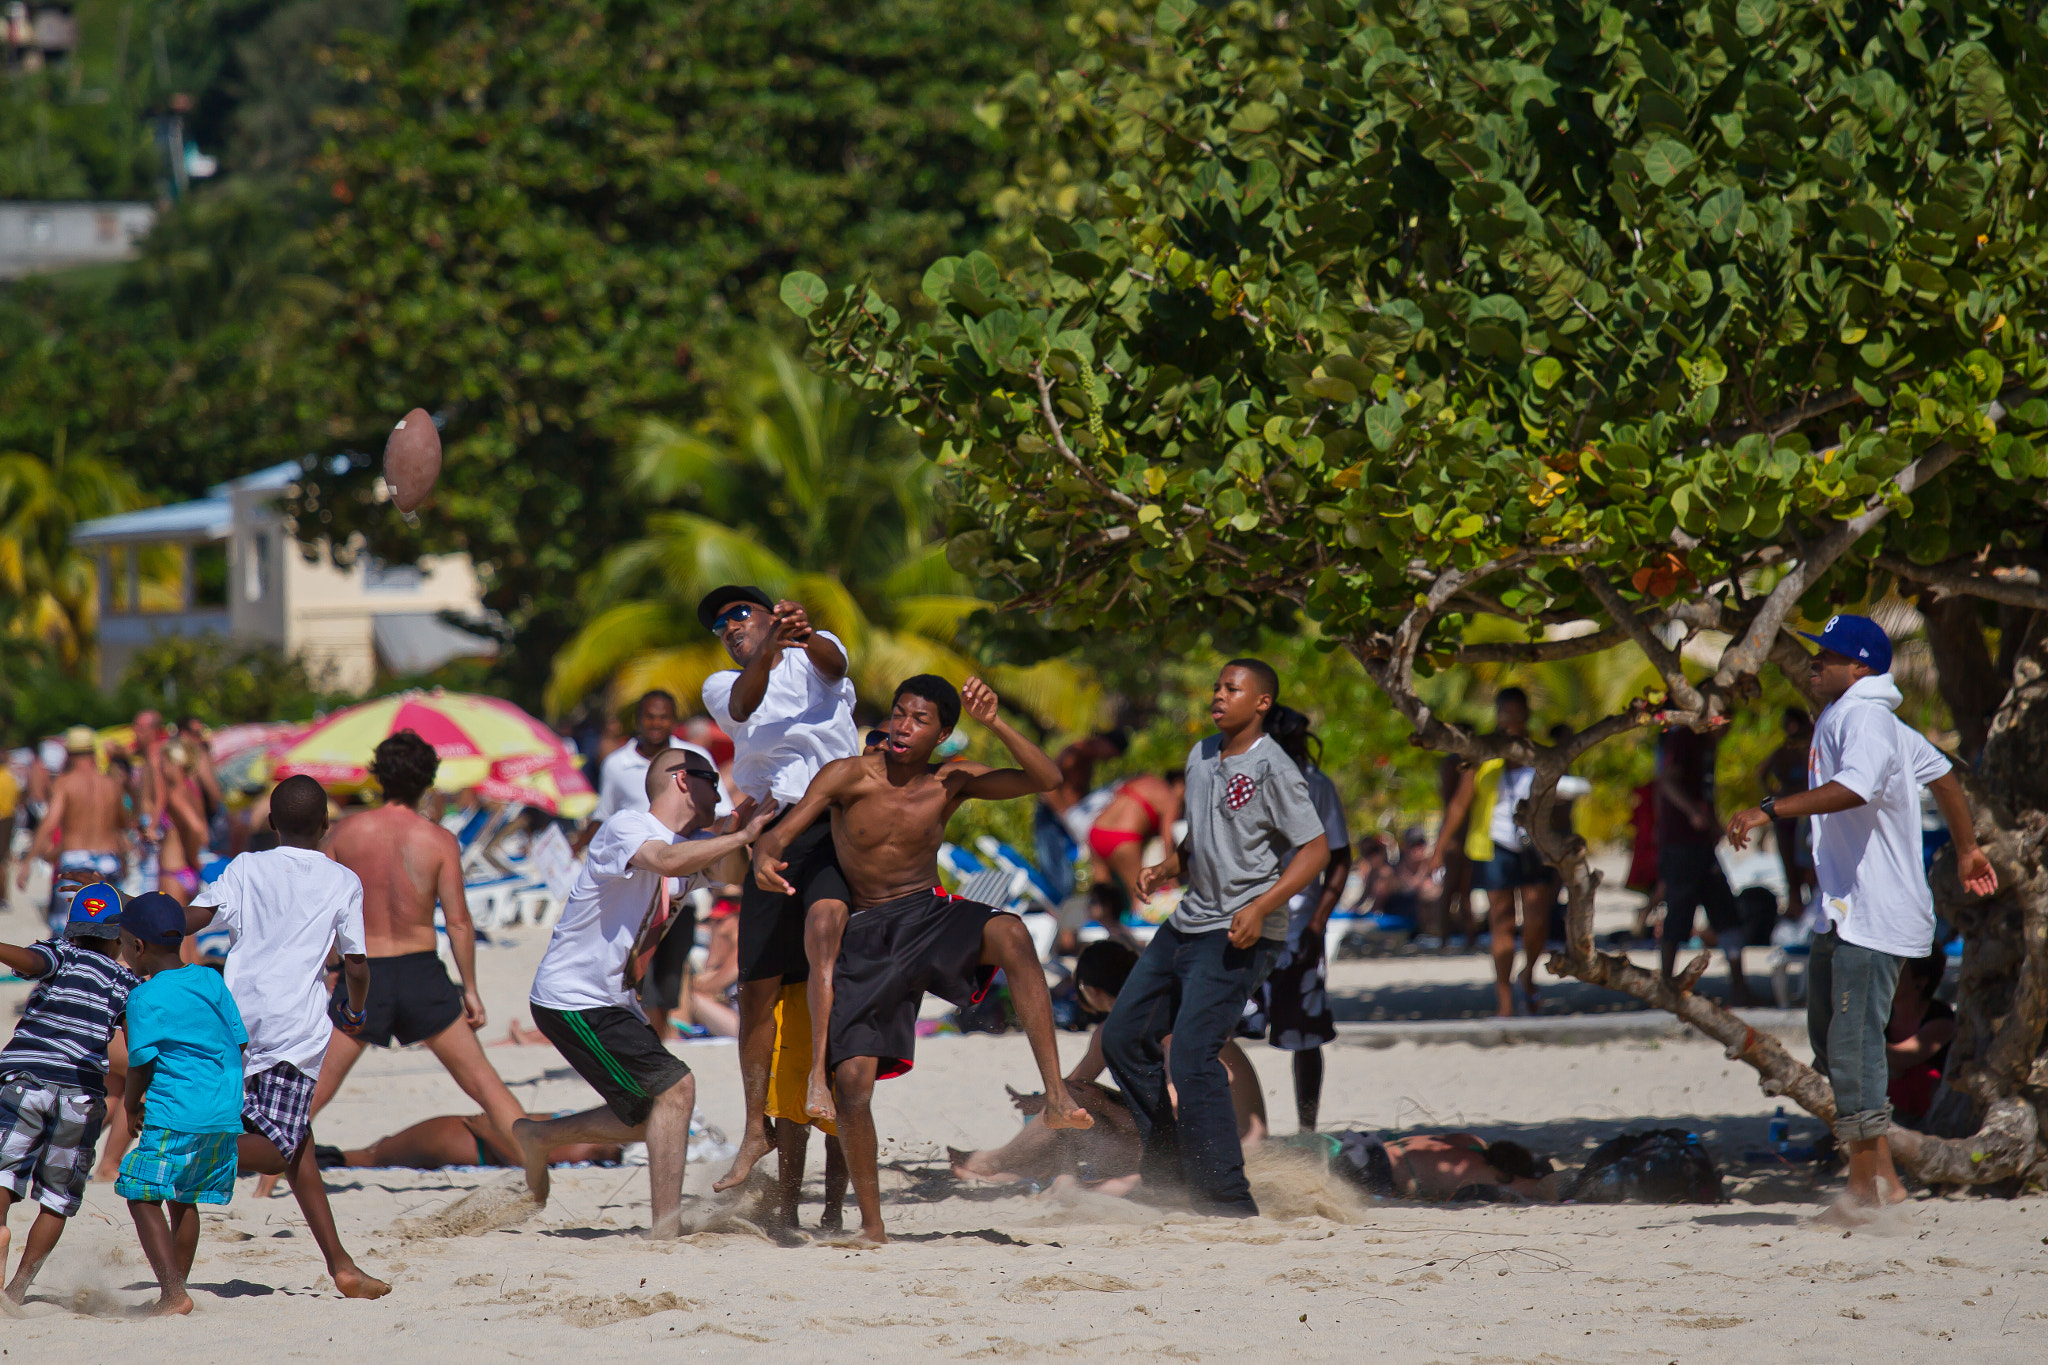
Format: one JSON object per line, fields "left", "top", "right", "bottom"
{"left": 301, "top": 1112, "right": 622, "bottom": 1172}
{"left": 1323, "top": 1131, "right": 1559, "bottom": 1202}
{"left": 951, "top": 940, "right": 1265, "bottom": 1186}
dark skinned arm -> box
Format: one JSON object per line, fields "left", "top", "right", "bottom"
{"left": 1228, "top": 834, "right": 1330, "bottom": 949}
{"left": 1425, "top": 769, "right": 1477, "bottom": 872}
{"left": 1308, "top": 844, "right": 1354, "bottom": 936}
{"left": 340, "top": 954, "right": 370, "bottom": 1032}
{"left": 0, "top": 942, "right": 49, "bottom": 977}
{"left": 126, "top": 1058, "right": 154, "bottom": 1128}
{"left": 955, "top": 680, "right": 1062, "bottom": 800}
{"left": 756, "top": 763, "right": 861, "bottom": 893}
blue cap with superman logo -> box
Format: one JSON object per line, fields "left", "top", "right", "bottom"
{"left": 63, "top": 881, "right": 124, "bottom": 940}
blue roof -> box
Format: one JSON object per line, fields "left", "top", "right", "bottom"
{"left": 72, "top": 461, "right": 304, "bottom": 547}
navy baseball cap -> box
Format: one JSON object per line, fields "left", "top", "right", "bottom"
{"left": 62, "top": 881, "right": 123, "bottom": 940}
{"left": 1799, "top": 613, "right": 1892, "bottom": 673}
{"left": 116, "top": 891, "right": 186, "bottom": 946}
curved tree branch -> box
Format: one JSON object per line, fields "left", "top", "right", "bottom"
{"left": 1874, "top": 553, "right": 2048, "bottom": 613}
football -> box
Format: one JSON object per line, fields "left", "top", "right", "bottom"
{"left": 383, "top": 408, "right": 442, "bottom": 512}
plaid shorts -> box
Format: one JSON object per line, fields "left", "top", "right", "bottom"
{"left": 115, "top": 1127, "right": 237, "bottom": 1206}
{"left": 0, "top": 1075, "right": 106, "bottom": 1218}
{"left": 242, "top": 1062, "right": 317, "bottom": 1159}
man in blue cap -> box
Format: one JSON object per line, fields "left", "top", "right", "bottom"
{"left": 1728, "top": 614, "right": 1999, "bottom": 1215}
{"left": 0, "top": 880, "right": 139, "bottom": 1301}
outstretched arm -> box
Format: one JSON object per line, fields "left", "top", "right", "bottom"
{"left": 755, "top": 761, "right": 864, "bottom": 893}
{"left": 634, "top": 798, "right": 779, "bottom": 880}
{"left": 955, "top": 679, "right": 1061, "bottom": 801}
{"left": 0, "top": 942, "right": 49, "bottom": 976}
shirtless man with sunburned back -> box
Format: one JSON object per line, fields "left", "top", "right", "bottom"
{"left": 304, "top": 732, "right": 526, "bottom": 1163}
{"left": 753, "top": 675, "right": 1091, "bottom": 1244}
{"left": 18, "top": 728, "right": 132, "bottom": 931}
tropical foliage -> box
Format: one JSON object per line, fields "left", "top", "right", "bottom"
{"left": 0, "top": 436, "right": 144, "bottom": 664}
{"left": 548, "top": 341, "right": 1101, "bottom": 734}
{"left": 788, "top": 0, "right": 2048, "bottom": 1174}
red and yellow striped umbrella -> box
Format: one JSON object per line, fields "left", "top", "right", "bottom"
{"left": 273, "top": 690, "right": 594, "bottom": 817}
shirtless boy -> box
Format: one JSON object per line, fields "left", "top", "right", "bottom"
{"left": 18, "top": 728, "right": 131, "bottom": 935}
{"left": 300, "top": 732, "right": 526, "bottom": 1170}
{"left": 753, "top": 675, "right": 1091, "bottom": 1245}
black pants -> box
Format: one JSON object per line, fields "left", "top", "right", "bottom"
{"left": 1659, "top": 843, "right": 1740, "bottom": 949}
{"left": 1100, "top": 923, "right": 1277, "bottom": 1217}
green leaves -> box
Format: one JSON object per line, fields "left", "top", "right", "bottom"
{"left": 791, "top": 0, "right": 2048, "bottom": 668}
{"left": 781, "top": 272, "right": 828, "bottom": 318}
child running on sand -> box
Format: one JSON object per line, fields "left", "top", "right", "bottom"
{"left": 185, "top": 774, "right": 390, "bottom": 1300}
{"left": 752, "top": 675, "right": 1091, "bottom": 1245}
{"left": 0, "top": 880, "right": 138, "bottom": 1302}
{"left": 1103, "top": 659, "right": 1329, "bottom": 1218}
{"left": 112, "top": 892, "right": 247, "bottom": 1316}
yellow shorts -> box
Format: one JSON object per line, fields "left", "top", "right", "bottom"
{"left": 766, "top": 984, "right": 837, "bottom": 1137}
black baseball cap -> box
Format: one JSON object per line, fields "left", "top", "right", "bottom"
{"left": 696, "top": 585, "right": 774, "bottom": 632}
{"left": 117, "top": 891, "right": 187, "bottom": 946}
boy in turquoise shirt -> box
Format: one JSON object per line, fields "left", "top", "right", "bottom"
{"left": 113, "top": 892, "right": 247, "bottom": 1317}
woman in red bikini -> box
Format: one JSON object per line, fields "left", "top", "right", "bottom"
{"left": 1085, "top": 770, "right": 1184, "bottom": 917}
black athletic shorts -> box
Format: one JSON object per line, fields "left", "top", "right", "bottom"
{"left": 738, "top": 809, "right": 850, "bottom": 985}
{"left": 829, "top": 888, "right": 1002, "bottom": 1080}
{"left": 329, "top": 950, "right": 465, "bottom": 1048}
{"left": 529, "top": 1004, "right": 691, "bottom": 1127}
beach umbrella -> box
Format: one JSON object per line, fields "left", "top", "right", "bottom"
{"left": 272, "top": 690, "right": 589, "bottom": 811}
{"left": 473, "top": 750, "right": 597, "bottom": 819}
{"left": 208, "top": 722, "right": 305, "bottom": 763}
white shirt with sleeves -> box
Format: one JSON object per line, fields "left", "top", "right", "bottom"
{"left": 701, "top": 630, "right": 860, "bottom": 804}
{"left": 531, "top": 809, "right": 708, "bottom": 1016}
{"left": 192, "top": 846, "right": 367, "bottom": 1079}
{"left": 1809, "top": 673, "right": 1955, "bottom": 958}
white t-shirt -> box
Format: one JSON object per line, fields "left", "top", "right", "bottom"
{"left": 593, "top": 737, "right": 715, "bottom": 820}
{"left": 1490, "top": 766, "right": 1536, "bottom": 853}
{"left": 192, "top": 846, "right": 367, "bottom": 1079}
{"left": 531, "top": 809, "right": 708, "bottom": 1015}
{"left": 701, "top": 632, "right": 859, "bottom": 804}
{"left": 1809, "top": 674, "right": 1954, "bottom": 958}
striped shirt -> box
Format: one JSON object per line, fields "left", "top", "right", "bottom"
{"left": 0, "top": 939, "right": 138, "bottom": 1097}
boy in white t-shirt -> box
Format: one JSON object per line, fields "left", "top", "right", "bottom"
{"left": 1728, "top": 614, "right": 1998, "bottom": 1214}
{"left": 515, "top": 748, "right": 776, "bottom": 1237}
{"left": 186, "top": 775, "right": 389, "bottom": 1300}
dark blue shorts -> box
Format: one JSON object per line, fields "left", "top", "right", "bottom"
{"left": 1473, "top": 846, "right": 1551, "bottom": 892}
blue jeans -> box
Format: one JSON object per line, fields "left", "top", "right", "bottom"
{"left": 1807, "top": 930, "right": 1902, "bottom": 1142}
{"left": 1101, "top": 923, "right": 1278, "bottom": 1216}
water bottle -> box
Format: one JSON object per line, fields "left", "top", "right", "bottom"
{"left": 1768, "top": 1106, "right": 1789, "bottom": 1155}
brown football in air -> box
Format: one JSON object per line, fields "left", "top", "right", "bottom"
{"left": 383, "top": 408, "right": 442, "bottom": 512}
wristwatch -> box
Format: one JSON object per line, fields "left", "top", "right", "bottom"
{"left": 1761, "top": 795, "right": 1777, "bottom": 820}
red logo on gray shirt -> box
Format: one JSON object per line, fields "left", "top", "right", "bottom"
{"left": 1225, "top": 773, "right": 1257, "bottom": 811}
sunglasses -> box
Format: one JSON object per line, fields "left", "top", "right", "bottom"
{"left": 674, "top": 765, "right": 720, "bottom": 786}
{"left": 710, "top": 604, "right": 756, "bottom": 634}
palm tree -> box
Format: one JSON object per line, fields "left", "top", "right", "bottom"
{"left": 0, "top": 433, "right": 144, "bottom": 668}
{"left": 547, "top": 340, "right": 1101, "bottom": 734}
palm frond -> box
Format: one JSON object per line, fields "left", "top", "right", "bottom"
{"left": 984, "top": 659, "right": 1106, "bottom": 735}
{"left": 613, "top": 642, "right": 736, "bottom": 720}
{"left": 547, "top": 600, "right": 695, "bottom": 716}
{"left": 881, "top": 543, "right": 974, "bottom": 599}
{"left": 629, "top": 418, "right": 742, "bottom": 511}
{"left": 891, "top": 593, "right": 988, "bottom": 641}
{"left": 787, "top": 572, "right": 871, "bottom": 662}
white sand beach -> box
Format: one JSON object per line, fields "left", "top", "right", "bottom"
{"left": 2, "top": 908, "right": 2041, "bottom": 1363}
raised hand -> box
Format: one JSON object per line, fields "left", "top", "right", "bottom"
{"left": 742, "top": 797, "right": 780, "bottom": 839}
{"left": 962, "top": 676, "right": 1000, "bottom": 727}
{"left": 773, "top": 600, "right": 813, "bottom": 644}
{"left": 716, "top": 794, "right": 760, "bottom": 836}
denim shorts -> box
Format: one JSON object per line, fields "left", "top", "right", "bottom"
{"left": 1474, "top": 846, "right": 1551, "bottom": 892}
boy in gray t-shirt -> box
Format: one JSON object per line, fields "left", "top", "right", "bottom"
{"left": 1101, "top": 659, "right": 1330, "bottom": 1217}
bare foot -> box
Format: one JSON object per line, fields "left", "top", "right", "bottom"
{"left": 947, "top": 1149, "right": 1019, "bottom": 1183}
{"left": 804, "top": 1071, "right": 837, "bottom": 1124}
{"left": 817, "top": 1227, "right": 887, "bottom": 1248}
{"left": 512, "top": 1117, "right": 552, "bottom": 1206}
{"left": 1878, "top": 1176, "right": 1911, "bottom": 1206}
{"left": 712, "top": 1129, "right": 774, "bottom": 1193}
{"left": 253, "top": 1173, "right": 283, "bottom": 1199}
{"left": 819, "top": 1208, "right": 843, "bottom": 1235}
{"left": 331, "top": 1265, "right": 392, "bottom": 1300}
{"left": 1039, "top": 1085, "right": 1094, "bottom": 1132}
{"left": 149, "top": 1293, "right": 194, "bottom": 1316}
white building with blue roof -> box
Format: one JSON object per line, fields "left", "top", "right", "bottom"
{"left": 71, "top": 461, "right": 495, "bottom": 694}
